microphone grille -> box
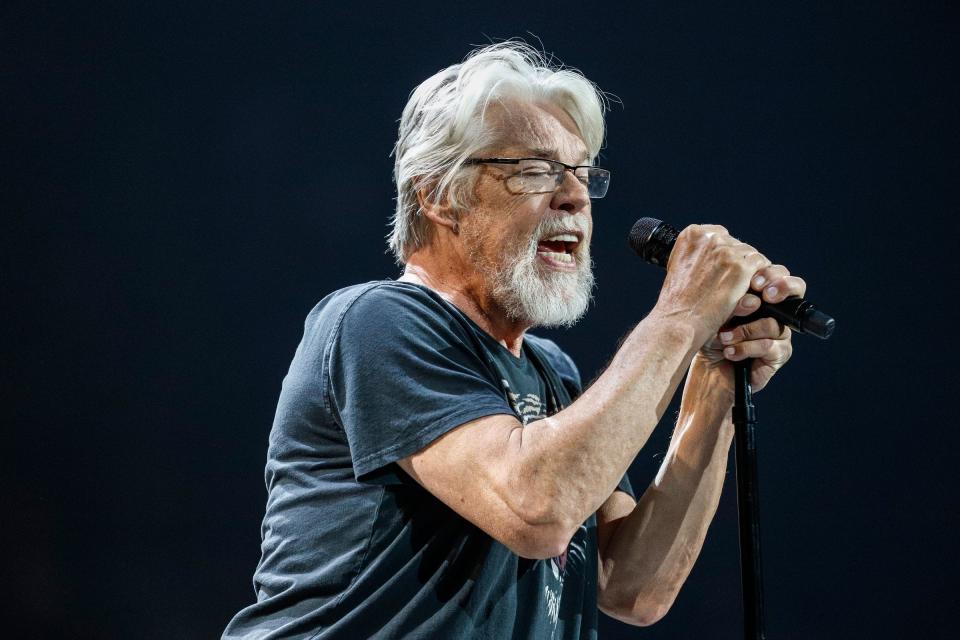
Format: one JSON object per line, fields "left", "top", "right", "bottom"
{"left": 628, "top": 217, "right": 677, "bottom": 266}
{"left": 629, "top": 217, "right": 663, "bottom": 252}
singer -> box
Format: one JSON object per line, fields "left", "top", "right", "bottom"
{"left": 223, "top": 42, "right": 806, "bottom": 640}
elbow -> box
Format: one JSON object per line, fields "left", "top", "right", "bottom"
{"left": 628, "top": 604, "right": 671, "bottom": 627}
{"left": 503, "top": 520, "right": 577, "bottom": 560}
{"left": 497, "top": 462, "right": 581, "bottom": 559}
{"left": 598, "top": 590, "right": 672, "bottom": 627}
{"left": 503, "top": 502, "right": 580, "bottom": 560}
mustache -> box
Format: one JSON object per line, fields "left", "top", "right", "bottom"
{"left": 520, "top": 217, "right": 590, "bottom": 260}
{"left": 531, "top": 215, "right": 590, "bottom": 239}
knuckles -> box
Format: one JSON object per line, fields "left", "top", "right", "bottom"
{"left": 681, "top": 224, "right": 730, "bottom": 246}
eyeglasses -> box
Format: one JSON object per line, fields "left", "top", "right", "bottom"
{"left": 464, "top": 157, "right": 611, "bottom": 199}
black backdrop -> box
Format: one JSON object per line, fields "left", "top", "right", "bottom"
{"left": 5, "top": 2, "right": 959, "bottom": 638}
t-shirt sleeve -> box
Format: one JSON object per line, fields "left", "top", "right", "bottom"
{"left": 325, "top": 285, "right": 517, "bottom": 483}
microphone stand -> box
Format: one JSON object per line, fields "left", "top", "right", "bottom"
{"left": 627, "top": 216, "right": 837, "bottom": 640}
{"left": 733, "top": 358, "right": 765, "bottom": 640}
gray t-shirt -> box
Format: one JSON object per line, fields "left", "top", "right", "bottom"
{"left": 222, "top": 281, "right": 633, "bottom": 639}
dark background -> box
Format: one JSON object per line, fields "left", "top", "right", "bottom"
{"left": 5, "top": 2, "right": 958, "bottom": 638}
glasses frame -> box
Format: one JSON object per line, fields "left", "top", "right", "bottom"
{"left": 464, "top": 157, "right": 611, "bottom": 199}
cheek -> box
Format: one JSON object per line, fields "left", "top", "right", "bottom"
{"left": 497, "top": 194, "right": 539, "bottom": 219}
{"left": 505, "top": 195, "right": 552, "bottom": 228}
{"left": 477, "top": 200, "right": 541, "bottom": 241}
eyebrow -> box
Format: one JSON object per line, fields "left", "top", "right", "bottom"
{"left": 526, "top": 147, "right": 592, "bottom": 165}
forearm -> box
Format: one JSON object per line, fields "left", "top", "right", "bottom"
{"left": 598, "top": 360, "right": 734, "bottom": 623}
{"left": 504, "top": 310, "right": 701, "bottom": 533}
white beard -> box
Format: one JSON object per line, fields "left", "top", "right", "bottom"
{"left": 487, "top": 218, "right": 595, "bottom": 328}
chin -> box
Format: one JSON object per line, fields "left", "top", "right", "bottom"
{"left": 501, "top": 264, "right": 595, "bottom": 329}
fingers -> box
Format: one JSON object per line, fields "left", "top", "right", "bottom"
{"left": 720, "top": 316, "right": 788, "bottom": 345}
{"left": 722, "top": 332, "right": 792, "bottom": 362}
{"left": 719, "top": 318, "right": 791, "bottom": 361}
{"left": 751, "top": 264, "right": 807, "bottom": 302}
{"left": 761, "top": 275, "right": 807, "bottom": 303}
{"left": 751, "top": 264, "right": 789, "bottom": 294}
{"left": 730, "top": 271, "right": 806, "bottom": 322}
{"left": 731, "top": 292, "right": 762, "bottom": 317}
{"left": 731, "top": 240, "right": 771, "bottom": 274}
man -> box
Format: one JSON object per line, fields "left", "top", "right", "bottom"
{"left": 223, "top": 42, "right": 804, "bottom": 639}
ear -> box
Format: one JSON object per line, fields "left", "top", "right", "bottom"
{"left": 416, "top": 182, "right": 459, "bottom": 234}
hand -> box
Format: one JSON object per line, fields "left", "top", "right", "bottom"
{"left": 653, "top": 224, "right": 771, "bottom": 347}
{"left": 694, "top": 264, "right": 806, "bottom": 393}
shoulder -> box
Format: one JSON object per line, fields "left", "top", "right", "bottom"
{"left": 307, "top": 279, "right": 445, "bottom": 320}
{"left": 308, "top": 281, "right": 492, "bottom": 377}
{"left": 524, "top": 333, "right": 582, "bottom": 391}
{"left": 304, "top": 280, "right": 464, "bottom": 340}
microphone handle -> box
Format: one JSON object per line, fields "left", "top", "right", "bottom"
{"left": 738, "top": 295, "right": 834, "bottom": 339}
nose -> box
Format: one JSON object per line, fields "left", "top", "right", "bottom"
{"left": 551, "top": 168, "right": 591, "bottom": 214}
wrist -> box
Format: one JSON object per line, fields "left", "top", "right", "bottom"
{"left": 682, "top": 356, "right": 736, "bottom": 414}
{"left": 642, "top": 308, "right": 701, "bottom": 358}
{"left": 647, "top": 302, "right": 717, "bottom": 352}
{"left": 660, "top": 361, "right": 735, "bottom": 490}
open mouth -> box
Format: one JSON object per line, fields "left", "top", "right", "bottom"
{"left": 536, "top": 232, "right": 581, "bottom": 266}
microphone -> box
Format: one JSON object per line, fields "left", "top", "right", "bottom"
{"left": 628, "top": 217, "right": 836, "bottom": 339}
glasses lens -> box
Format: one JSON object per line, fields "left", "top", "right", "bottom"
{"left": 578, "top": 168, "right": 610, "bottom": 199}
{"left": 505, "top": 159, "right": 558, "bottom": 194}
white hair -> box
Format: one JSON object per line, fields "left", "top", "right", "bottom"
{"left": 388, "top": 41, "right": 608, "bottom": 263}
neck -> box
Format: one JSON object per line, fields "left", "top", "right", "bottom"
{"left": 399, "top": 252, "right": 529, "bottom": 358}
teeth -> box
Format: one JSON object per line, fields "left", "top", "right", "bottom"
{"left": 538, "top": 251, "right": 575, "bottom": 264}
{"left": 544, "top": 233, "right": 579, "bottom": 242}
